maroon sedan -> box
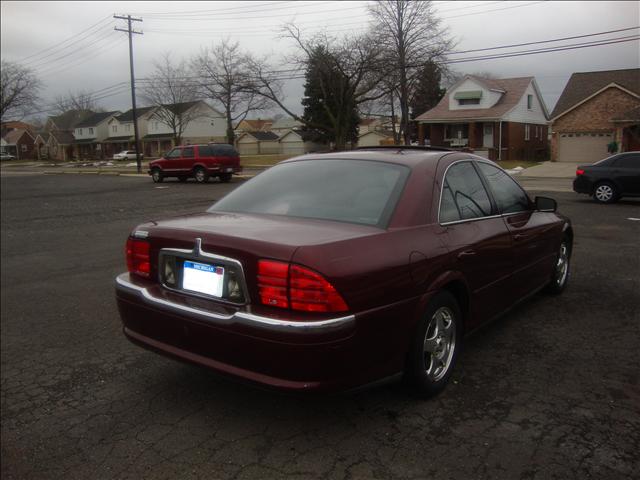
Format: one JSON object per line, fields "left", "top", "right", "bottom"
{"left": 116, "top": 148, "right": 572, "bottom": 396}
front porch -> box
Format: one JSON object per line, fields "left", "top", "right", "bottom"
{"left": 418, "top": 121, "right": 505, "bottom": 160}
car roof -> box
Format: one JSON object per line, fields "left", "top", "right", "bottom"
{"left": 281, "top": 147, "right": 494, "bottom": 173}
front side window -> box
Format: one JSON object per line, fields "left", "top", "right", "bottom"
{"left": 210, "top": 159, "right": 410, "bottom": 227}
{"left": 439, "top": 162, "right": 492, "bottom": 223}
{"left": 477, "top": 162, "right": 530, "bottom": 214}
{"left": 165, "top": 148, "right": 182, "bottom": 159}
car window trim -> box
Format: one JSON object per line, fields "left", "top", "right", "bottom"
{"left": 473, "top": 158, "right": 533, "bottom": 215}
{"left": 437, "top": 159, "right": 496, "bottom": 225}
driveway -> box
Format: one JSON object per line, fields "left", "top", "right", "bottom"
{"left": 1, "top": 174, "right": 639, "bottom": 480}
{"left": 519, "top": 161, "right": 582, "bottom": 178}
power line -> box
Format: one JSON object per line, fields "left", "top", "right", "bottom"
{"left": 448, "top": 26, "right": 640, "bottom": 55}
{"left": 20, "top": 14, "right": 113, "bottom": 63}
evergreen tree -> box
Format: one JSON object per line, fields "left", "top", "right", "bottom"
{"left": 410, "top": 61, "right": 445, "bottom": 119}
{"left": 301, "top": 46, "right": 359, "bottom": 147}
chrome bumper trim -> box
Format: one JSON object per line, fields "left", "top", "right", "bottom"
{"left": 115, "top": 273, "right": 355, "bottom": 333}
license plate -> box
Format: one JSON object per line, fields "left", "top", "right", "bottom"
{"left": 182, "top": 261, "right": 224, "bottom": 297}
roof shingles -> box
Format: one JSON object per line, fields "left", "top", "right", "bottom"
{"left": 416, "top": 76, "right": 533, "bottom": 122}
{"left": 551, "top": 68, "right": 640, "bottom": 119}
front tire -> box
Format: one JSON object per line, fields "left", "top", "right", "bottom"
{"left": 405, "top": 291, "right": 462, "bottom": 397}
{"left": 193, "top": 167, "right": 209, "bottom": 183}
{"left": 151, "top": 168, "right": 163, "bottom": 183}
{"left": 593, "top": 182, "right": 617, "bottom": 204}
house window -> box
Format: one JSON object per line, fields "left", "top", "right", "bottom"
{"left": 154, "top": 122, "right": 159, "bottom": 130}
{"left": 21, "top": 144, "right": 27, "bottom": 152}
{"left": 89, "top": 128, "right": 94, "bottom": 135}
{"left": 525, "top": 124, "right": 530, "bottom": 141}
{"left": 125, "top": 124, "right": 131, "bottom": 132}
{"left": 527, "top": 95, "right": 533, "bottom": 110}
{"left": 112, "top": 125, "right": 117, "bottom": 133}
{"left": 458, "top": 98, "right": 480, "bottom": 106}
{"left": 444, "top": 124, "right": 469, "bottom": 141}
{"left": 78, "top": 128, "right": 83, "bottom": 135}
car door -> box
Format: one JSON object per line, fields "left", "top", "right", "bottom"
{"left": 438, "top": 160, "right": 513, "bottom": 327}
{"left": 476, "top": 161, "right": 557, "bottom": 300}
{"left": 611, "top": 153, "right": 640, "bottom": 195}
{"left": 162, "top": 147, "right": 183, "bottom": 173}
{"left": 180, "top": 146, "right": 195, "bottom": 173}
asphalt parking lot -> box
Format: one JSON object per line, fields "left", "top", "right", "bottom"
{"left": 1, "top": 173, "right": 639, "bottom": 480}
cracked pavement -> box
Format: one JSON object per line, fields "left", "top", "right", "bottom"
{"left": 1, "top": 174, "right": 639, "bottom": 479}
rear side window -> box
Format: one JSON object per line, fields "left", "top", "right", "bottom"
{"left": 439, "top": 162, "right": 492, "bottom": 223}
{"left": 212, "top": 144, "right": 239, "bottom": 157}
{"left": 477, "top": 162, "right": 530, "bottom": 214}
{"left": 210, "top": 159, "right": 409, "bottom": 227}
{"left": 613, "top": 154, "right": 640, "bottom": 168}
{"left": 182, "top": 147, "right": 194, "bottom": 158}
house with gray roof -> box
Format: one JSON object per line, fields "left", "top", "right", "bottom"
{"left": 549, "top": 68, "right": 640, "bottom": 162}
{"left": 416, "top": 75, "right": 549, "bottom": 161}
{"left": 73, "top": 111, "right": 121, "bottom": 159}
{"left": 236, "top": 130, "right": 280, "bottom": 155}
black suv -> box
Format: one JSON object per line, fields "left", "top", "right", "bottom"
{"left": 573, "top": 151, "right": 640, "bottom": 203}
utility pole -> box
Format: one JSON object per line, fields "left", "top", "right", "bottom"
{"left": 115, "top": 14, "right": 143, "bottom": 173}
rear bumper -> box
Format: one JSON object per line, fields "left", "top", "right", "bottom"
{"left": 573, "top": 176, "right": 592, "bottom": 194}
{"left": 115, "top": 273, "right": 413, "bottom": 392}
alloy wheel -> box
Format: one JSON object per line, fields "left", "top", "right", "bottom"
{"left": 555, "top": 242, "right": 569, "bottom": 287}
{"left": 423, "top": 307, "right": 456, "bottom": 382}
{"left": 595, "top": 184, "right": 613, "bottom": 202}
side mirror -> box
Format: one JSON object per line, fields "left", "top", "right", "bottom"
{"left": 535, "top": 196, "right": 557, "bottom": 212}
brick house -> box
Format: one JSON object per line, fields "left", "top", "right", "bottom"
{"left": 415, "top": 75, "right": 549, "bottom": 161}
{"left": 1, "top": 128, "right": 35, "bottom": 159}
{"left": 550, "top": 68, "right": 640, "bottom": 162}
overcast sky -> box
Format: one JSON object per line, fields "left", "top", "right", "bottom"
{"left": 1, "top": 0, "right": 639, "bottom": 120}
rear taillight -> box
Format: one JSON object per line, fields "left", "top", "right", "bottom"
{"left": 126, "top": 238, "right": 150, "bottom": 278}
{"left": 257, "top": 260, "right": 348, "bottom": 313}
{"left": 257, "top": 260, "right": 289, "bottom": 308}
{"left": 576, "top": 169, "right": 585, "bottom": 176}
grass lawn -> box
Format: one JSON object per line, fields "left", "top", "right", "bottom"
{"left": 495, "top": 160, "right": 541, "bottom": 169}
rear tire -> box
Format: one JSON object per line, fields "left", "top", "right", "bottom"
{"left": 151, "top": 168, "right": 163, "bottom": 183}
{"left": 593, "top": 181, "right": 617, "bottom": 204}
{"left": 405, "top": 291, "right": 462, "bottom": 397}
{"left": 193, "top": 167, "right": 209, "bottom": 183}
{"left": 219, "top": 173, "right": 232, "bottom": 183}
{"left": 544, "top": 237, "right": 570, "bottom": 294}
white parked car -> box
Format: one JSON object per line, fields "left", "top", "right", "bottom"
{"left": 113, "top": 150, "right": 143, "bottom": 160}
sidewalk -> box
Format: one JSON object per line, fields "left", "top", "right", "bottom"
{"left": 518, "top": 161, "right": 581, "bottom": 179}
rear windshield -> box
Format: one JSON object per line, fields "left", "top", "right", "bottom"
{"left": 209, "top": 159, "right": 410, "bottom": 227}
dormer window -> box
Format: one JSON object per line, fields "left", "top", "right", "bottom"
{"left": 454, "top": 90, "right": 482, "bottom": 106}
{"left": 527, "top": 94, "right": 533, "bottom": 110}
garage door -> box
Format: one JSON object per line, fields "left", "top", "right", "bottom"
{"left": 281, "top": 142, "right": 305, "bottom": 156}
{"left": 557, "top": 132, "right": 612, "bottom": 163}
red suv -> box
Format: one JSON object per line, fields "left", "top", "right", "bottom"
{"left": 148, "top": 144, "right": 242, "bottom": 183}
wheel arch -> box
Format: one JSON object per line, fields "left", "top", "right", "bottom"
{"left": 423, "top": 270, "right": 471, "bottom": 333}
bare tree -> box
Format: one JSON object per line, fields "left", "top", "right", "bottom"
{"left": 247, "top": 25, "right": 393, "bottom": 150}
{"left": 53, "top": 90, "right": 102, "bottom": 114}
{"left": 192, "top": 40, "right": 269, "bottom": 144}
{"left": 1, "top": 60, "right": 42, "bottom": 121}
{"left": 141, "top": 53, "right": 200, "bottom": 145}
{"left": 368, "top": 0, "right": 454, "bottom": 144}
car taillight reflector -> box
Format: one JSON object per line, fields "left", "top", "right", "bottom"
{"left": 126, "top": 238, "right": 150, "bottom": 278}
{"left": 257, "top": 260, "right": 289, "bottom": 308}
{"left": 290, "top": 265, "right": 348, "bottom": 312}
{"left": 576, "top": 169, "right": 585, "bottom": 176}
{"left": 257, "top": 260, "right": 348, "bottom": 313}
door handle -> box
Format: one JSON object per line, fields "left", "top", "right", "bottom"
{"left": 457, "top": 250, "right": 476, "bottom": 259}
{"left": 514, "top": 233, "right": 530, "bottom": 240}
